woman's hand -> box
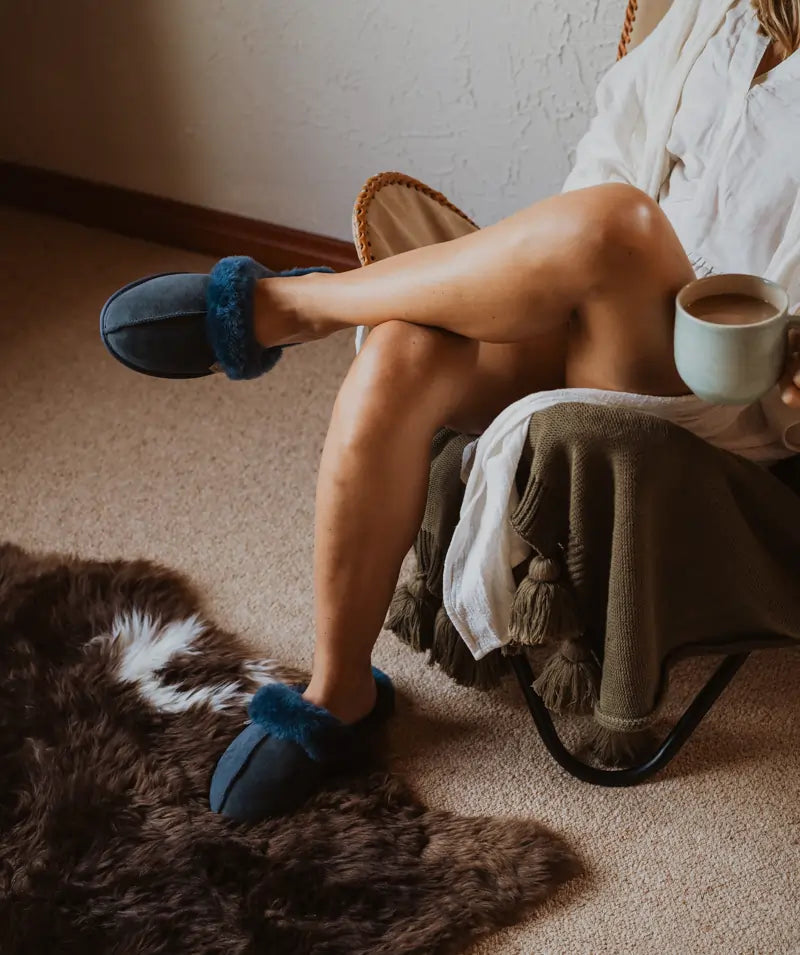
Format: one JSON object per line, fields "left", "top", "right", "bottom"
{"left": 779, "top": 328, "right": 800, "bottom": 408}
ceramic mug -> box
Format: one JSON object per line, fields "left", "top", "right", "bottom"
{"left": 674, "top": 273, "right": 800, "bottom": 405}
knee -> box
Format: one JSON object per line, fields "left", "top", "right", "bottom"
{"left": 355, "top": 321, "right": 451, "bottom": 395}
{"left": 576, "top": 183, "right": 669, "bottom": 281}
{"left": 336, "top": 322, "right": 455, "bottom": 443}
{"left": 587, "top": 183, "right": 662, "bottom": 250}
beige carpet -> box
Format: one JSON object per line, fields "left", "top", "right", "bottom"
{"left": 1, "top": 205, "right": 798, "bottom": 954}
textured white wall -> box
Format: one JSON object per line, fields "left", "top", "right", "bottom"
{"left": 0, "top": 1, "right": 621, "bottom": 240}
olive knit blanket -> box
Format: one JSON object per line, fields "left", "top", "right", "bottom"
{"left": 386, "top": 403, "right": 800, "bottom": 761}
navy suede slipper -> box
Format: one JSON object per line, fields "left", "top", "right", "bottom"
{"left": 99, "top": 257, "right": 334, "bottom": 380}
{"left": 209, "top": 667, "right": 395, "bottom": 822}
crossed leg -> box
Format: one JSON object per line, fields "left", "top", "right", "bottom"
{"left": 261, "top": 184, "right": 695, "bottom": 721}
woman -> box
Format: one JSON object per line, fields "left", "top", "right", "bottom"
{"left": 101, "top": 0, "right": 800, "bottom": 820}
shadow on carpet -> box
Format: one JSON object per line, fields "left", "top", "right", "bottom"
{"left": 0, "top": 543, "right": 580, "bottom": 954}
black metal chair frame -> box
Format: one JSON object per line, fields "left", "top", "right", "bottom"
{"left": 508, "top": 652, "right": 751, "bottom": 787}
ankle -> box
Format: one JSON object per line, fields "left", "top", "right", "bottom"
{"left": 303, "top": 669, "right": 377, "bottom": 725}
{"left": 253, "top": 277, "right": 301, "bottom": 347}
{"left": 253, "top": 274, "right": 346, "bottom": 348}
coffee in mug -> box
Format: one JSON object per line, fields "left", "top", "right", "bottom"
{"left": 674, "top": 273, "right": 800, "bottom": 405}
{"left": 685, "top": 292, "right": 778, "bottom": 326}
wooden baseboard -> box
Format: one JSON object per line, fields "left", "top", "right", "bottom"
{"left": 0, "top": 161, "right": 360, "bottom": 272}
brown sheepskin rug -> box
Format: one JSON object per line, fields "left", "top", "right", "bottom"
{"left": 0, "top": 543, "right": 579, "bottom": 954}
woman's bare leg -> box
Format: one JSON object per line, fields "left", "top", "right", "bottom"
{"left": 256, "top": 183, "right": 695, "bottom": 396}
{"left": 293, "top": 183, "right": 695, "bottom": 721}
{"left": 305, "top": 326, "right": 566, "bottom": 721}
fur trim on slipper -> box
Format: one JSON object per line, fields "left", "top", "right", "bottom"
{"left": 206, "top": 256, "right": 334, "bottom": 380}
{"left": 248, "top": 667, "right": 394, "bottom": 762}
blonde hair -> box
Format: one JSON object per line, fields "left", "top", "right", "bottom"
{"left": 752, "top": 0, "right": 800, "bottom": 56}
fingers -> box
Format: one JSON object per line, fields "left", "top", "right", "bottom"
{"left": 779, "top": 348, "right": 800, "bottom": 407}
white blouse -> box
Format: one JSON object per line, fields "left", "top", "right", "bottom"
{"left": 562, "top": 0, "right": 800, "bottom": 302}
{"left": 659, "top": 0, "right": 800, "bottom": 292}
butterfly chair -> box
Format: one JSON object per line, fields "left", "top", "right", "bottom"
{"left": 350, "top": 0, "right": 800, "bottom": 786}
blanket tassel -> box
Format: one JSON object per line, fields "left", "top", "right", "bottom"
{"left": 508, "top": 555, "right": 581, "bottom": 646}
{"left": 585, "top": 723, "right": 657, "bottom": 768}
{"left": 385, "top": 573, "right": 437, "bottom": 652}
{"left": 532, "top": 638, "right": 600, "bottom": 715}
{"left": 429, "top": 606, "right": 506, "bottom": 691}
